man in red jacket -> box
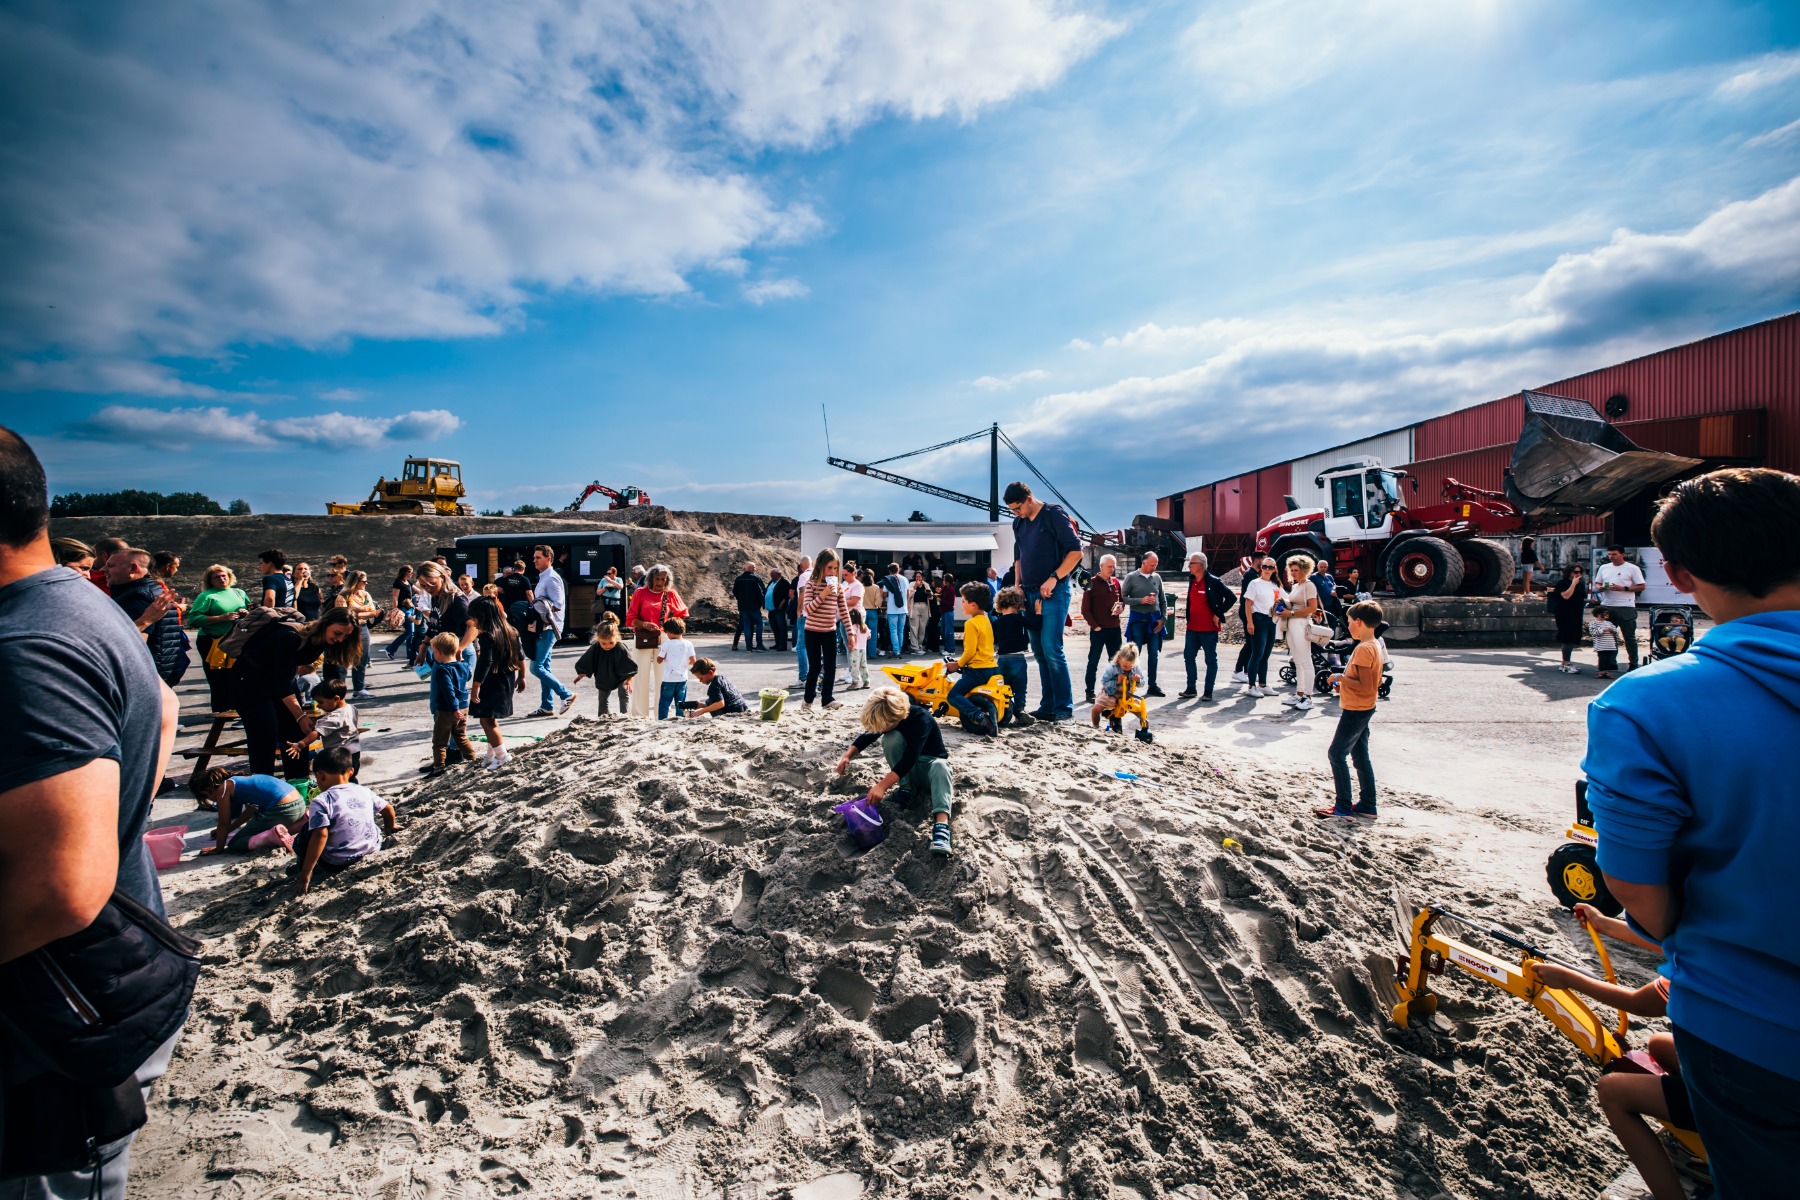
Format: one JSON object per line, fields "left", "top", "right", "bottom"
{"left": 1081, "top": 554, "right": 1123, "bottom": 704}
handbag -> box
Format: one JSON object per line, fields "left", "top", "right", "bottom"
{"left": 1304, "top": 619, "right": 1335, "bottom": 645}
{"left": 0, "top": 890, "right": 201, "bottom": 1087}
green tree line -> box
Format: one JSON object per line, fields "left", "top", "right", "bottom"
{"left": 51, "top": 490, "right": 252, "bottom": 517}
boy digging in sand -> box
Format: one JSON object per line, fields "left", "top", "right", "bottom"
{"left": 292, "top": 747, "right": 399, "bottom": 895}
{"left": 836, "top": 686, "right": 955, "bottom": 856}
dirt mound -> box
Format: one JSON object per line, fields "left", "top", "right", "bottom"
{"left": 50, "top": 511, "right": 800, "bottom": 631}
{"left": 139, "top": 716, "right": 1628, "bottom": 1199}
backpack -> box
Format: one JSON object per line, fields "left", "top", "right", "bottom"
{"left": 218, "top": 605, "right": 308, "bottom": 660}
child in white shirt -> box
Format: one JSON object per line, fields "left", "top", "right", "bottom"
{"left": 1588, "top": 606, "right": 1624, "bottom": 679}
{"left": 657, "top": 617, "right": 696, "bottom": 719}
{"left": 846, "top": 609, "right": 871, "bottom": 689}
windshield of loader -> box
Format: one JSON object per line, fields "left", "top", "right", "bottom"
{"left": 1364, "top": 470, "right": 1400, "bottom": 526}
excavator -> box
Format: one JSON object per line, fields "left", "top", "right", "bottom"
{"left": 565, "top": 483, "right": 654, "bottom": 512}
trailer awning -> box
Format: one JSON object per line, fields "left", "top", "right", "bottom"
{"left": 835, "top": 532, "right": 998, "bottom": 552}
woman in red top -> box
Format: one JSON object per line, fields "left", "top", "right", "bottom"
{"left": 625, "top": 563, "right": 688, "bottom": 718}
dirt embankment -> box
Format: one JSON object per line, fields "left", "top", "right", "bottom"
{"left": 136, "top": 714, "right": 1634, "bottom": 1200}
{"left": 51, "top": 508, "right": 801, "bottom": 631}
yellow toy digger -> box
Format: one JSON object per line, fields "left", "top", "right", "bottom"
{"left": 1097, "top": 673, "right": 1154, "bottom": 743}
{"left": 878, "top": 659, "right": 1012, "bottom": 732}
{"left": 1390, "top": 892, "right": 1705, "bottom": 1162}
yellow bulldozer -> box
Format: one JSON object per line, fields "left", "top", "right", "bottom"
{"left": 326, "top": 458, "right": 474, "bottom": 516}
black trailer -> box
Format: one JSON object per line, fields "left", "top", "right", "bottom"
{"left": 442, "top": 530, "right": 631, "bottom": 640}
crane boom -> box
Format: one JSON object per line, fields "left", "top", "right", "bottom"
{"left": 826, "top": 457, "right": 993, "bottom": 513}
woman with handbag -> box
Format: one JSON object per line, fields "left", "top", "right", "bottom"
{"left": 625, "top": 564, "right": 688, "bottom": 718}
{"left": 332, "top": 571, "right": 382, "bottom": 698}
{"left": 185, "top": 564, "right": 249, "bottom": 714}
{"left": 1280, "top": 555, "right": 1322, "bottom": 711}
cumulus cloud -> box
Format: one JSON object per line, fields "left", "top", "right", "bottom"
{"left": 970, "top": 368, "right": 1051, "bottom": 391}
{"left": 0, "top": 0, "right": 1109, "bottom": 384}
{"left": 71, "top": 405, "right": 463, "bottom": 450}
{"left": 1014, "top": 177, "right": 1800, "bottom": 495}
{"left": 742, "top": 278, "right": 810, "bottom": 305}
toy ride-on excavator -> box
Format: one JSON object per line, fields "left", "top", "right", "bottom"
{"left": 1097, "top": 672, "right": 1154, "bottom": 743}
{"left": 1389, "top": 891, "right": 1705, "bottom": 1162}
{"left": 1546, "top": 780, "right": 1623, "bottom": 917}
{"left": 878, "top": 659, "right": 1012, "bottom": 732}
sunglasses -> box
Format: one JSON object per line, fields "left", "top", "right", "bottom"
{"left": 1259, "top": 565, "right": 1276, "bottom": 571}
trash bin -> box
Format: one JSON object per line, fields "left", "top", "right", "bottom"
{"left": 759, "top": 687, "right": 786, "bottom": 721}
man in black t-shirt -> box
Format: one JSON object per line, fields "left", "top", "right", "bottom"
{"left": 0, "top": 426, "right": 183, "bottom": 1198}
{"left": 258, "top": 548, "right": 291, "bottom": 608}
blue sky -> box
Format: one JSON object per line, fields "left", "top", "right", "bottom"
{"left": 3, "top": 0, "right": 1798, "bottom": 529}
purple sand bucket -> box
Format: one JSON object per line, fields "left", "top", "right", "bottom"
{"left": 832, "top": 796, "right": 888, "bottom": 849}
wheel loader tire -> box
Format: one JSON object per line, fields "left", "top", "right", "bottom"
{"left": 1456, "top": 538, "right": 1516, "bottom": 597}
{"left": 1387, "top": 536, "right": 1465, "bottom": 597}
{"left": 1546, "top": 842, "right": 1623, "bottom": 916}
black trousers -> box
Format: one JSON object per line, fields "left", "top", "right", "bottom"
{"left": 235, "top": 679, "right": 310, "bottom": 780}
{"left": 804, "top": 629, "right": 838, "bottom": 705}
{"left": 770, "top": 609, "right": 790, "bottom": 652}
{"left": 1328, "top": 707, "right": 1377, "bottom": 812}
{"left": 1084, "top": 627, "right": 1122, "bottom": 698}
{"left": 198, "top": 635, "right": 233, "bottom": 713}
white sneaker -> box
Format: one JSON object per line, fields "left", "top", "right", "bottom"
{"left": 353, "top": 688, "right": 374, "bottom": 699}
{"left": 1247, "top": 686, "right": 1265, "bottom": 698}
{"left": 1281, "top": 694, "right": 1301, "bottom": 707}
{"left": 1231, "top": 671, "right": 1249, "bottom": 684}
{"left": 1292, "top": 695, "right": 1312, "bottom": 711}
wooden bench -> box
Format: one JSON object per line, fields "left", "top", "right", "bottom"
{"left": 176, "top": 712, "right": 247, "bottom": 780}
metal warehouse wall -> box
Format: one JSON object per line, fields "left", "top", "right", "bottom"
{"left": 1398, "top": 446, "right": 1605, "bottom": 534}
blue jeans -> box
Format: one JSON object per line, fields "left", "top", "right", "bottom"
{"left": 1184, "top": 630, "right": 1219, "bottom": 695}
{"left": 1026, "top": 577, "right": 1074, "bottom": 717}
{"left": 997, "top": 654, "right": 1029, "bottom": 722}
{"left": 1672, "top": 1025, "right": 1800, "bottom": 1199}
{"left": 1248, "top": 612, "right": 1276, "bottom": 687}
{"left": 941, "top": 612, "right": 957, "bottom": 651}
{"left": 658, "top": 680, "right": 687, "bottom": 720}
{"left": 887, "top": 612, "right": 907, "bottom": 656}
{"left": 737, "top": 608, "right": 764, "bottom": 649}
{"left": 795, "top": 615, "right": 808, "bottom": 681}
{"left": 531, "top": 626, "right": 572, "bottom": 708}
{"left": 947, "top": 666, "right": 999, "bottom": 729}
{"left": 1124, "top": 609, "right": 1162, "bottom": 688}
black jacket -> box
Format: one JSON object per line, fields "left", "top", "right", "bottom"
{"left": 112, "top": 577, "right": 186, "bottom": 685}
{"left": 770, "top": 577, "right": 793, "bottom": 617}
{"left": 1183, "top": 571, "right": 1236, "bottom": 630}
{"left": 732, "top": 571, "right": 765, "bottom": 612}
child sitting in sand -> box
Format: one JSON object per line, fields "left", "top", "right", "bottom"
{"left": 292, "top": 747, "right": 399, "bottom": 894}
{"left": 1090, "top": 644, "right": 1145, "bottom": 727}
{"left": 657, "top": 617, "right": 696, "bottom": 719}
{"left": 835, "top": 686, "right": 954, "bottom": 857}
{"left": 991, "top": 586, "right": 1034, "bottom": 728}
{"left": 1587, "top": 605, "right": 1624, "bottom": 679}
{"left": 944, "top": 582, "right": 1000, "bottom": 738}
{"left": 194, "top": 768, "right": 307, "bottom": 854}
{"left": 1532, "top": 904, "right": 1692, "bottom": 1200}
{"left": 285, "top": 679, "right": 361, "bottom": 779}
{"left": 573, "top": 615, "right": 637, "bottom": 714}
{"left": 428, "top": 630, "right": 477, "bottom": 775}
{"left": 845, "top": 609, "right": 871, "bottom": 690}
{"left": 681, "top": 658, "right": 748, "bottom": 717}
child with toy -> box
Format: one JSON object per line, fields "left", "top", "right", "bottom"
{"left": 836, "top": 686, "right": 954, "bottom": 857}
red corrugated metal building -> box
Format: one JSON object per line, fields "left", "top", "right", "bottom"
{"left": 1157, "top": 312, "right": 1799, "bottom": 549}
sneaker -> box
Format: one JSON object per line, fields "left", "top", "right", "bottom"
{"left": 1147, "top": 686, "right": 1166, "bottom": 697}
{"left": 1313, "top": 806, "right": 1354, "bottom": 819}
{"left": 1177, "top": 689, "right": 1197, "bottom": 699}
{"left": 930, "top": 822, "right": 953, "bottom": 857}
{"left": 1082, "top": 694, "right": 1095, "bottom": 705}
{"left": 526, "top": 708, "right": 554, "bottom": 718}
{"left": 1011, "top": 711, "right": 1036, "bottom": 728}
{"left": 1200, "top": 693, "right": 1214, "bottom": 702}
{"left": 1291, "top": 695, "right": 1312, "bottom": 711}
{"left": 558, "top": 694, "right": 577, "bottom": 715}
{"left": 1231, "top": 671, "right": 1249, "bottom": 684}
{"left": 1046, "top": 712, "right": 1073, "bottom": 722}
{"left": 1247, "top": 686, "right": 1265, "bottom": 698}
{"left": 825, "top": 700, "right": 843, "bottom": 709}
{"left": 1281, "top": 694, "right": 1301, "bottom": 707}
{"left": 488, "top": 749, "right": 511, "bottom": 770}
{"left": 1030, "top": 708, "right": 1055, "bottom": 721}
{"left": 802, "top": 701, "right": 814, "bottom": 712}
{"left": 1351, "top": 806, "right": 1378, "bottom": 819}
{"left": 353, "top": 688, "right": 374, "bottom": 699}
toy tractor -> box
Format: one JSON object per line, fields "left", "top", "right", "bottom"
{"left": 1546, "top": 781, "right": 1623, "bottom": 917}
{"left": 879, "top": 659, "right": 1012, "bottom": 733}
{"left": 1099, "top": 673, "right": 1153, "bottom": 743}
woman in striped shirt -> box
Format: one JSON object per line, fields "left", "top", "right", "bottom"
{"left": 801, "top": 548, "right": 852, "bottom": 710}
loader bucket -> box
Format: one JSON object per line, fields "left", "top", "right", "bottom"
{"left": 1505, "top": 391, "right": 1701, "bottom": 522}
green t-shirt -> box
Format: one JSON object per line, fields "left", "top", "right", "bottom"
{"left": 186, "top": 586, "right": 248, "bottom": 638}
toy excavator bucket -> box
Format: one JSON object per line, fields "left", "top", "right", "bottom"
{"left": 1505, "top": 391, "right": 1701, "bottom": 522}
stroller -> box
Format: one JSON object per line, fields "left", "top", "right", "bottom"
{"left": 1280, "top": 617, "right": 1394, "bottom": 699}
{"left": 1648, "top": 608, "right": 1694, "bottom": 662}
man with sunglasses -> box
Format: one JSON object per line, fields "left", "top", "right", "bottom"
{"left": 1006, "top": 481, "right": 1081, "bottom": 721}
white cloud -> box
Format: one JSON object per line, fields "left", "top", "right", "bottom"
{"left": 72, "top": 405, "right": 463, "bottom": 450}
{"left": 317, "top": 387, "right": 367, "bottom": 403}
{"left": 1745, "top": 117, "right": 1800, "bottom": 150}
{"left": 0, "top": 1, "right": 1108, "bottom": 392}
{"left": 742, "top": 277, "right": 810, "bottom": 305}
{"left": 1715, "top": 51, "right": 1800, "bottom": 98}
{"left": 969, "top": 368, "right": 1051, "bottom": 391}
{"left": 1016, "top": 177, "right": 1800, "bottom": 484}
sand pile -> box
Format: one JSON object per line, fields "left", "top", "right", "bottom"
{"left": 138, "top": 716, "right": 1633, "bottom": 1199}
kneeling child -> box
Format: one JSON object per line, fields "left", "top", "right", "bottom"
{"left": 837, "top": 686, "right": 954, "bottom": 856}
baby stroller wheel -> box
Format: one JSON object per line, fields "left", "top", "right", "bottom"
{"left": 1278, "top": 662, "right": 1296, "bottom": 686}
{"left": 1378, "top": 677, "right": 1392, "bottom": 700}
{"left": 1135, "top": 728, "right": 1154, "bottom": 744}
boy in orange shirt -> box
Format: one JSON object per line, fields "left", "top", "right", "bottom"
{"left": 1316, "top": 600, "right": 1385, "bottom": 819}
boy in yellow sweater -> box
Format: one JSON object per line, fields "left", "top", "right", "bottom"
{"left": 944, "top": 581, "right": 1000, "bottom": 737}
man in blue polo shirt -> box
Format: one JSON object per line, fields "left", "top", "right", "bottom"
{"left": 1582, "top": 467, "right": 1800, "bottom": 1198}
{"left": 1006, "top": 481, "right": 1082, "bottom": 721}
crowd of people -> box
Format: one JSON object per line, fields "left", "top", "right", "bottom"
{"left": 2, "top": 419, "right": 1795, "bottom": 1200}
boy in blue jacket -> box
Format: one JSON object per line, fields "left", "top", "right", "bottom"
{"left": 1582, "top": 467, "right": 1800, "bottom": 1198}
{"left": 428, "top": 631, "right": 477, "bottom": 775}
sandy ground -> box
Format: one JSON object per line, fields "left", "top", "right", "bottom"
{"left": 131, "top": 632, "right": 1676, "bottom": 1199}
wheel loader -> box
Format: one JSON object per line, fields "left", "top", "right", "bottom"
{"left": 327, "top": 458, "right": 474, "bottom": 516}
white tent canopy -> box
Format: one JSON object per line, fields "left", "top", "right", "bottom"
{"left": 835, "top": 532, "right": 998, "bottom": 552}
